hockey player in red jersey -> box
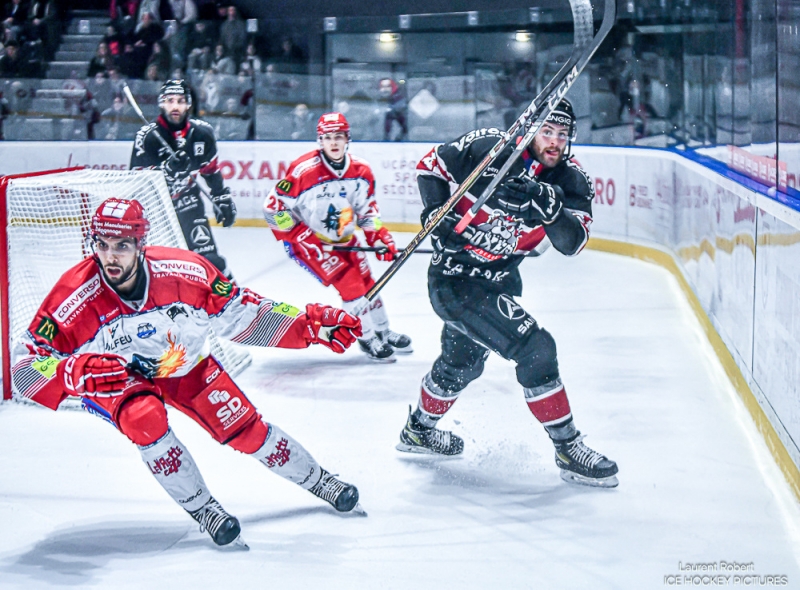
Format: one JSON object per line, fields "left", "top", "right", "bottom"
{"left": 264, "top": 112, "right": 411, "bottom": 362}
{"left": 11, "top": 197, "right": 364, "bottom": 547}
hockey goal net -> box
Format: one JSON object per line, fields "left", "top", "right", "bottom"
{"left": 0, "top": 167, "right": 250, "bottom": 404}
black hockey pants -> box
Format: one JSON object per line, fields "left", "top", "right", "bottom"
{"left": 173, "top": 190, "right": 230, "bottom": 277}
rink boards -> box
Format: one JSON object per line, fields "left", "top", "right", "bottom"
{"left": 2, "top": 140, "right": 800, "bottom": 497}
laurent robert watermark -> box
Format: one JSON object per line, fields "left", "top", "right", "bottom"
{"left": 664, "top": 561, "right": 789, "bottom": 586}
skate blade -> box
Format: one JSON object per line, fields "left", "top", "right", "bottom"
{"left": 560, "top": 469, "right": 619, "bottom": 488}
{"left": 391, "top": 346, "right": 414, "bottom": 355}
{"left": 352, "top": 502, "right": 368, "bottom": 517}
{"left": 364, "top": 355, "right": 397, "bottom": 364}
{"left": 219, "top": 535, "right": 250, "bottom": 551}
{"left": 395, "top": 442, "right": 462, "bottom": 457}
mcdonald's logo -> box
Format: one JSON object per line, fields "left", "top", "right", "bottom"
{"left": 211, "top": 277, "right": 233, "bottom": 298}
{"left": 35, "top": 317, "right": 59, "bottom": 342}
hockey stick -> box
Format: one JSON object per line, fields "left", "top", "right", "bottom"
{"left": 454, "top": 0, "right": 615, "bottom": 233}
{"left": 361, "top": 0, "right": 613, "bottom": 306}
{"left": 326, "top": 245, "right": 435, "bottom": 255}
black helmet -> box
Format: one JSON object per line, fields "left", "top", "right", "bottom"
{"left": 158, "top": 79, "right": 192, "bottom": 107}
{"left": 544, "top": 98, "right": 576, "bottom": 142}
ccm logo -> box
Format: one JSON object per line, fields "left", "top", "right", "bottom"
{"left": 205, "top": 368, "right": 221, "bottom": 384}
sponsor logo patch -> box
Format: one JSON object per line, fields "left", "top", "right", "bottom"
{"left": 54, "top": 276, "right": 102, "bottom": 323}
{"left": 150, "top": 260, "right": 208, "bottom": 280}
{"left": 272, "top": 302, "right": 300, "bottom": 317}
{"left": 137, "top": 323, "right": 157, "bottom": 339}
{"left": 31, "top": 355, "right": 59, "bottom": 378}
{"left": 190, "top": 225, "right": 212, "bottom": 247}
{"left": 35, "top": 317, "right": 58, "bottom": 342}
{"left": 276, "top": 179, "right": 293, "bottom": 194}
{"left": 211, "top": 277, "right": 233, "bottom": 298}
{"left": 496, "top": 294, "right": 526, "bottom": 320}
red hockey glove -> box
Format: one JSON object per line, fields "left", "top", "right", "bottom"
{"left": 364, "top": 226, "right": 398, "bottom": 261}
{"left": 57, "top": 353, "right": 130, "bottom": 396}
{"left": 279, "top": 222, "right": 325, "bottom": 261}
{"left": 304, "top": 303, "right": 362, "bottom": 353}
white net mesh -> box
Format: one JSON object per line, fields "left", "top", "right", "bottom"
{"left": 3, "top": 168, "right": 250, "bottom": 406}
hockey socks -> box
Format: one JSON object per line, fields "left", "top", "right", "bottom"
{"left": 250, "top": 422, "right": 360, "bottom": 512}
{"left": 523, "top": 378, "right": 577, "bottom": 441}
{"left": 416, "top": 372, "right": 461, "bottom": 428}
{"left": 137, "top": 428, "right": 211, "bottom": 512}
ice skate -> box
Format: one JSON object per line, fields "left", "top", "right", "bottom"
{"left": 357, "top": 335, "right": 396, "bottom": 363}
{"left": 309, "top": 468, "right": 361, "bottom": 512}
{"left": 396, "top": 406, "right": 463, "bottom": 456}
{"left": 553, "top": 433, "right": 618, "bottom": 488}
{"left": 188, "top": 496, "right": 248, "bottom": 548}
{"left": 378, "top": 329, "right": 413, "bottom": 354}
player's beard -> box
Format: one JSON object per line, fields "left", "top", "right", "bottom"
{"left": 532, "top": 142, "right": 564, "bottom": 169}
{"left": 101, "top": 256, "right": 138, "bottom": 289}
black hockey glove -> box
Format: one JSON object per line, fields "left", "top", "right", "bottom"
{"left": 209, "top": 187, "right": 237, "bottom": 227}
{"left": 160, "top": 150, "right": 191, "bottom": 181}
{"left": 495, "top": 176, "right": 563, "bottom": 224}
{"left": 427, "top": 208, "right": 474, "bottom": 253}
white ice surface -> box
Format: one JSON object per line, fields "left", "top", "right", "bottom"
{"left": 1, "top": 229, "right": 799, "bottom": 589}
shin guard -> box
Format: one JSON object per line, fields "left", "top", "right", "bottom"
{"left": 250, "top": 423, "right": 322, "bottom": 490}
{"left": 523, "top": 378, "right": 577, "bottom": 440}
{"left": 138, "top": 428, "right": 211, "bottom": 512}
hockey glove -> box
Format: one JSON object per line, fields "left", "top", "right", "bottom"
{"left": 428, "top": 208, "right": 474, "bottom": 253}
{"left": 209, "top": 187, "right": 237, "bottom": 227}
{"left": 160, "top": 150, "right": 192, "bottom": 182}
{"left": 363, "top": 226, "right": 398, "bottom": 261}
{"left": 57, "top": 353, "right": 129, "bottom": 396}
{"left": 279, "top": 222, "right": 325, "bottom": 261}
{"left": 304, "top": 303, "right": 362, "bottom": 353}
{"left": 495, "top": 177, "right": 563, "bottom": 224}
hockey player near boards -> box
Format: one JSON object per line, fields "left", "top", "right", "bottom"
{"left": 130, "top": 79, "right": 236, "bottom": 277}
{"left": 11, "top": 198, "right": 364, "bottom": 547}
{"left": 264, "top": 112, "right": 411, "bottom": 362}
{"left": 397, "top": 99, "right": 619, "bottom": 488}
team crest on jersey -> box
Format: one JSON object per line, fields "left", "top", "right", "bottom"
{"left": 323, "top": 204, "right": 354, "bottom": 237}
{"left": 465, "top": 211, "right": 522, "bottom": 261}
{"left": 211, "top": 277, "right": 233, "bottom": 298}
{"left": 35, "top": 317, "right": 58, "bottom": 342}
{"left": 166, "top": 305, "right": 189, "bottom": 321}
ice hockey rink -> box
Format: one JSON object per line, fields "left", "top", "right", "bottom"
{"left": 1, "top": 228, "right": 799, "bottom": 589}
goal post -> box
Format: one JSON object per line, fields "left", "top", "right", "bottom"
{"left": 0, "top": 167, "right": 249, "bottom": 403}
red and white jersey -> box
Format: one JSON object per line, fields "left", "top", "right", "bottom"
{"left": 11, "top": 246, "right": 311, "bottom": 409}
{"left": 264, "top": 150, "right": 383, "bottom": 242}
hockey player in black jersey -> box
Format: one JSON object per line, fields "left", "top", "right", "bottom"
{"left": 130, "top": 79, "right": 236, "bottom": 277}
{"left": 397, "top": 99, "right": 619, "bottom": 488}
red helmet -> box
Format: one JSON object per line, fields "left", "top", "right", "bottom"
{"left": 90, "top": 198, "right": 150, "bottom": 242}
{"left": 317, "top": 112, "right": 350, "bottom": 137}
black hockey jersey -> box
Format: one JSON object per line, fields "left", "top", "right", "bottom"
{"left": 130, "top": 116, "right": 225, "bottom": 197}
{"left": 416, "top": 127, "right": 594, "bottom": 295}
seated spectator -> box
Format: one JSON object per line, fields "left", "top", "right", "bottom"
{"left": 210, "top": 43, "right": 235, "bottom": 75}
{"left": 239, "top": 41, "right": 261, "bottom": 76}
{"left": 134, "top": 11, "right": 164, "bottom": 50}
{"left": 110, "top": 0, "right": 139, "bottom": 35}
{"left": 118, "top": 41, "right": 147, "bottom": 78}
{"left": 0, "top": 39, "right": 21, "bottom": 77}
{"left": 276, "top": 37, "right": 304, "bottom": 64}
{"left": 87, "top": 70, "right": 115, "bottom": 111}
{"left": 87, "top": 41, "right": 115, "bottom": 78}
{"left": 2, "top": 0, "right": 27, "bottom": 43}
{"left": 103, "top": 23, "right": 125, "bottom": 59}
{"left": 100, "top": 93, "right": 135, "bottom": 139}
{"left": 219, "top": 5, "right": 246, "bottom": 64}
{"left": 147, "top": 39, "right": 171, "bottom": 79}
{"left": 0, "top": 89, "right": 9, "bottom": 140}
{"left": 186, "top": 20, "right": 213, "bottom": 70}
